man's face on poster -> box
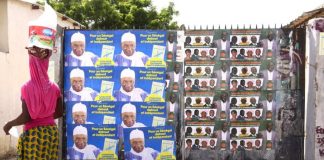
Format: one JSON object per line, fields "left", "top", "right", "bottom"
{"left": 205, "top": 67, "right": 211, "bottom": 74}
{"left": 122, "top": 41, "right": 136, "bottom": 56}
{"left": 201, "top": 81, "right": 207, "bottom": 87}
{"left": 122, "top": 112, "right": 136, "bottom": 127}
{"left": 251, "top": 67, "right": 257, "bottom": 74}
{"left": 250, "top": 128, "right": 256, "bottom": 134}
{"left": 247, "top": 142, "right": 253, "bottom": 149}
{"left": 131, "top": 138, "right": 144, "bottom": 153}
{"left": 121, "top": 77, "right": 134, "bottom": 92}
{"left": 255, "top": 49, "right": 261, "bottom": 55}
{"left": 186, "top": 140, "right": 192, "bottom": 147}
{"left": 210, "top": 139, "right": 215, "bottom": 146}
{"left": 209, "top": 110, "right": 215, "bottom": 116}
{"left": 202, "top": 141, "right": 208, "bottom": 148}
{"left": 267, "top": 94, "right": 273, "bottom": 101}
{"left": 72, "top": 41, "right": 85, "bottom": 56}
{"left": 268, "top": 32, "right": 274, "bottom": 41}
{"left": 255, "top": 140, "right": 261, "bottom": 147}
{"left": 256, "top": 80, "right": 261, "bottom": 86}
{"left": 73, "top": 111, "right": 86, "bottom": 124}
{"left": 222, "top": 122, "right": 228, "bottom": 132}
{"left": 221, "top": 32, "right": 227, "bottom": 41}
{"left": 220, "top": 93, "right": 228, "bottom": 102}
{"left": 268, "top": 62, "right": 275, "bottom": 71}
{"left": 170, "top": 93, "right": 177, "bottom": 103}
{"left": 210, "top": 79, "right": 215, "bottom": 86}
{"left": 168, "top": 33, "right": 175, "bottom": 43}
{"left": 74, "top": 134, "right": 87, "bottom": 149}
{"left": 251, "top": 36, "right": 257, "bottom": 43}
{"left": 186, "top": 110, "right": 192, "bottom": 118}
{"left": 186, "top": 80, "right": 192, "bottom": 87}
{"left": 71, "top": 77, "right": 84, "bottom": 92}
{"left": 174, "top": 64, "right": 181, "bottom": 73}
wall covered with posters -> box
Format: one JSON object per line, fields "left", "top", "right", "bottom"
{"left": 63, "top": 30, "right": 176, "bottom": 160}
{"left": 180, "top": 29, "right": 305, "bottom": 160}
{"left": 63, "top": 28, "right": 305, "bottom": 160}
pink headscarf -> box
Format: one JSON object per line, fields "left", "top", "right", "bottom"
{"left": 21, "top": 53, "right": 60, "bottom": 120}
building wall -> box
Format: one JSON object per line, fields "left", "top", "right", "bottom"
{"left": 0, "top": 0, "right": 9, "bottom": 53}
{"left": 305, "top": 18, "right": 324, "bottom": 160}
{"left": 0, "top": 0, "right": 81, "bottom": 158}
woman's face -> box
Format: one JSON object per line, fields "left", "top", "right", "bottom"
{"left": 28, "top": 46, "right": 51, "bottom": 59}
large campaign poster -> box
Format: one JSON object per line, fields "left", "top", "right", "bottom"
{"left": 64, "top": 30, "right": 174, "bottom": 160}
{"left": 66, "top": 124, "right": 119, "bottom": 160}
{"left": 123, "top": 127, "right": 176, "bottom": 160}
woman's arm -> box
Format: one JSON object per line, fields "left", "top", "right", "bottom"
{"left": 54, "top": 97, "right": 64, "bottom": 119}
{"left": 3, "top": 100, "right": 31, "bottom": 135}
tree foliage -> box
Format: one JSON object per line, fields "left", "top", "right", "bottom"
{"left": 47, "top": 0, "right": 179, "bottom": 29}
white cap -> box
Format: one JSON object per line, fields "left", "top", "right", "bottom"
{"left": 71, "top": 32, "right": 85, "bottom": 43}
{"left": 73, "top": 126, "right": 87, "bottom": 136}
{"left": 121, "top": 68, "right": 135, "bottom": 79}
{"left": 72, "top": 103, "right": 87, "bottom": 113}
{"left": 130, "top": 129, "right": 144, "bottom": 140}
{"left": 70, "top": 68, "right": 85, "bottom": 79}
{"left": 28, "top": 2, "right": 57, "bottom": 50}
{"left": 122, "top": 103, "right": 136, "bottom": 114}
{"left": 121, "top": 32, "right": 136, "bottom": 42}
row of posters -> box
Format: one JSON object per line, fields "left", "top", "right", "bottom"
{"left": 64, "top": 28, "right": 300, "bottom": 160}
{"left": 64, "top": 30, "right": 176, "bottom": 160}
{"left": 182, "top": 29, "right": 281, "bottom": 160}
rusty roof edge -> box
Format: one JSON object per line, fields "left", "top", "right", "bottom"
{"left": 285, "top": 6, "right": 324, "bottom": 28}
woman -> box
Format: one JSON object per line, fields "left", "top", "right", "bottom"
{"left": 3, "top": 3, "right": 63, "bottom": 159}
{"left": 3, "top": 45, "right": 63, "bottom": 159}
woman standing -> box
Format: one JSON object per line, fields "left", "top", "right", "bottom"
{"left": 3, "top": 3, "right": 63, "bottom": 159}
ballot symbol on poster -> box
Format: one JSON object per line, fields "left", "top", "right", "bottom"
{"left": 103, "top": 116, "right": 116, "bottom": 124}
{"left": 103, "top": 138, "right": 118, "bottom": 152}
{"left": 152, "top": 116, "right": 166, "bottom": 127}
{"left": 152, "top": 45, "right": 166, "bottom": 59}
{"left": 101, "top": 81, "right": 114, "bottom": 95}
{"left": 101, "top": 45, "right": 115, "bottom": 59}
{"left": 151, "top": 82, "right": 165, "bottom": 97}
{"left": 161, "top": 140, "right": 174, "bottom": 153}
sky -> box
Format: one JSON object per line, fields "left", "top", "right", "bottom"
{"left": 152, "top": 0, "right": 324, "bottom": 28}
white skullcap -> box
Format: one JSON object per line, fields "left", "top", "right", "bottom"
{"left": 70, "top": 68, "right": 85, "bottom": 79}
{"left": 28, "top": 2, "right": 57, "bottom": 50}
{"left": 122, "top": 103, "right": 136, "bottom": 114}
{"left": 71, "top": 32, "right": 85, "bottom": 43}
{"left": 130, "top": 129, "right": 144, "bottom": 140}
{"left": 73, "top": 126, "right": 87, "bottom": 136}
{"left": 121, "top": 32, "right": 136, "bottom": 42}
{"left": 120, "top": 68, "right": 135, "bottom": 79}
{"left": 72, "top": 103, "right": 87, "bottom": 113}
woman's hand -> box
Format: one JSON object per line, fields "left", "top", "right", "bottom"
{"left": 3, "top": 122, "right": 12, "bottom": 135}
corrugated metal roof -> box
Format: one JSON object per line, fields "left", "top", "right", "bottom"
{"left": 286, "top": 3, "right": 324, "bottom": 28}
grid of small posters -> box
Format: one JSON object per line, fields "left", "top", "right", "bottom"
{"left": 182, "top": 29, "right": 279, "bottom": 160}
{"left": 64, "top": 30, "right": 175, "bottom": 160}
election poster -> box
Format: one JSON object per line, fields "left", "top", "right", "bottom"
{"left": 123, "top": 127, "right": 176, "bottom": 160}
{"left": 66, "top": 124, "right": 119, "bottom": 160}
